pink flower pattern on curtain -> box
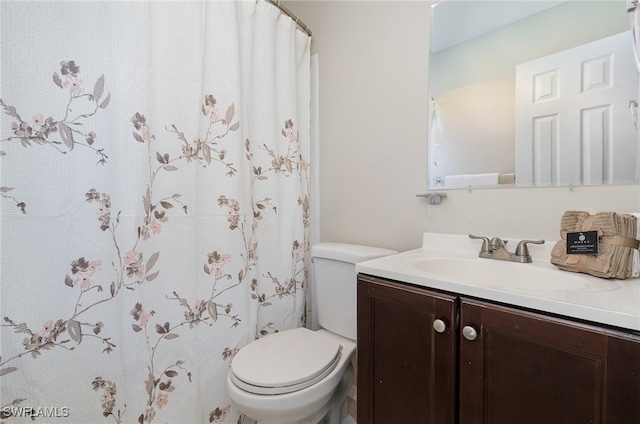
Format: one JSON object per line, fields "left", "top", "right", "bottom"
{"left": 0, "top": 1, "right": 311, "bottom": 423}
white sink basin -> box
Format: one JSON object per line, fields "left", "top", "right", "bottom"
{"left": 411, "top": 257, "right": 595, "bottom": 292}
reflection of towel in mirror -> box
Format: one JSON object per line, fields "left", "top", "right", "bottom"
{"left": 443, "top": 173, "right": 499, "bottom": 189}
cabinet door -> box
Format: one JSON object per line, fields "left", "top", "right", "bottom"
{"left": 357, "top": 275, "right": 457, "bottom": 424}
{"left": 459, "top": 298, "right": 640, "bottom": 424}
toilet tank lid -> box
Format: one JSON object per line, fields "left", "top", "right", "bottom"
{"left": 311, "top": 242, "right": 398, "bottom": 264}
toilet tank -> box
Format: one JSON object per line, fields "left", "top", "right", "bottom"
{"left": 311, "top": 243, "right": 397, "bottom": 341}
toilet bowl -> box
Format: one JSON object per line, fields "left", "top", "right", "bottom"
{"left": 226, "top": 329, "right": 356, "bottom": 424}
{"left": 226, "top": 243, "right": 397, "bottom": 424}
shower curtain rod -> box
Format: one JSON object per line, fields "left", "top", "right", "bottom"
{"left": 264, "top": 0, "right": 312, "bottom": 37}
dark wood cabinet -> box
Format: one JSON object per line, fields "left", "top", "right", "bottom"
{"left": 459, "top": 298, "right": 640, "bottom": 423}
{"left": 357, "top": 274, "right": 640, "bottom": 424}
{"left": 357, "top": 275, "right": 457, "bottom": 424}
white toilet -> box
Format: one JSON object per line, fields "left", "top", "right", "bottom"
{"left": 226, "top": 242, "right": 397, "bottom": 424}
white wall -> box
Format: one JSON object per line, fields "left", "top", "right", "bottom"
{"left": 285, "top": 0, "right": 640, "bottom": 253}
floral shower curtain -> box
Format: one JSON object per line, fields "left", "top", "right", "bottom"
{"left": 0, "top": 1, "right": 311, "bottom": 423}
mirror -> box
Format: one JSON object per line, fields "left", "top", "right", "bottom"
{"left": 428, "top": 0, "right": 639, "bottom": 189}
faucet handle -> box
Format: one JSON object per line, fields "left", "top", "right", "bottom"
{"left": 469, "top": 234, "right": 491, "bottom": 253}
{"left": 515, "top": 239, "right": 545, "bottom": 258}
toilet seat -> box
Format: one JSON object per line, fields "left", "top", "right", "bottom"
{"left": 230, "top": 328, "right": 342, "bottom": 395}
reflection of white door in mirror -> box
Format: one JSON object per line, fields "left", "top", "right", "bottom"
{"left": 515, "top": 31, "right": 638, "bottom": 187}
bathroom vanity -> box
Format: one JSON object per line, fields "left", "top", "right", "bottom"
{"left": 355, "top": 233, "right": 640, "bottom": 424}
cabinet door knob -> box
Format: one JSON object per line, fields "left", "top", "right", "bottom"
{"left": 462, "top": 325, "right": 478, "bottom": 341}
{"left": 433, "top": 319, "right": 447, "bottom": 333}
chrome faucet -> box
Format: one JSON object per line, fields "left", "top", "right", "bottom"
{"left": 469, "top": 234, "right": 544, "bottom": 263}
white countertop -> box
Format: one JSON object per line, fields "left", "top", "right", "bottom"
{"left": 356, "top": 233, "right": 640, "bottom": 332}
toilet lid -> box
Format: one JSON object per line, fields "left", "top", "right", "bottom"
{"left": 230, "top": 328, "right": 342, "bottom": 395}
